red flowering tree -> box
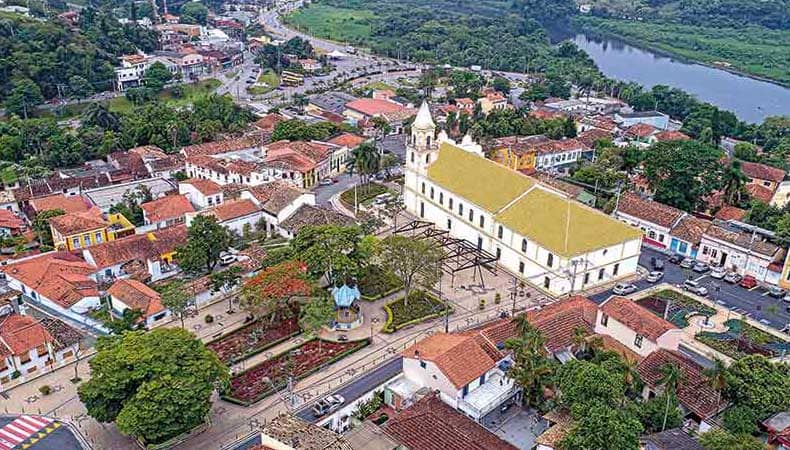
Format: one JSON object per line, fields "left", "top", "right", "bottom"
{"left": 240, "top": 261, "right": 313, "bottom": 322}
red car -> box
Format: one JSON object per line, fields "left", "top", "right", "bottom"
{"left": 739, "top": 275, "right": 757, "bottom": 289}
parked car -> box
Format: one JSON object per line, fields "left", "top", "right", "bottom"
{"left": 710, "top": 266, "right": 727, "bottom": 279}
{"left": 312, "top": 394, "right": 345, "bottom": 417}
{"left": 613, "top": 283, "right": 638, "bottom": 295}
{"left": 680, "top": 258, "right": 695, "bottom": 269}
{"left": 646, "top": 271, "right": 664, "bottom": 283}
{"left": 683, "top": 280, "right": 708, "bottom": 296}
{"left": 692, "top": 262, "right": 710, "bottom": 273}
{"left": 724, "top": 272, "right": 743, "bottom": 284}
{"left": 651, "top": 258, "right": 665, "bottom": 270}
{"left": 739, "top": 275, "right": 758, "bottom": 289}
{"left": 668, "top": 254, "right": 684, "bottom": 264}
{"left": 768, "top": 286, "right": 786, "bottom": 298}
{"left": 337, "top": 334, "right": 349, "bottom": 342}
{"left": 219, "top": 252, "right": 237, "bottom": 265}
{"left": 319, "top": 179, "right": 333, "bottom": 186}
{"left": 783, "top": 293, "right": 790, "bottom": 304}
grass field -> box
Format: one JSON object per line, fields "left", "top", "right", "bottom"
{"left": 575, "top": 17, "right": 790, "bottom": 86}
{"left": 285, "top": 4, "right": 375, "bottom": 43}
{"left": 247, "top": 70, "right": 280, "bottom": 95}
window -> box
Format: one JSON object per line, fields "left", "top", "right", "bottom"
{"left": 543, "top": 277, "right": 550, "bottom": 289}
{"left": 634, "top": 334, "right": 644, "bottom": 348}
{"left": 598, "top": 268, "right": 605, "bottom": 280}
{"left": 547, "top": 253, "right": 554, "bottom": 267}
{"left": 72, "top": 237, "right": 80, "bottom": 249}
{"left": 429, "top": 187, "right": 434, "bottom": 199}
{"left": 84, "top": 234, "right": 92, "bottom": 246}
{"left": 95, "top": 232, "right": 103, "bottom": 243}
{"left": 496, "top": 247, "right": 501, "bottom": 258}
{"left": 462, "top": 384, "right": 469, "bottom": 397}
{"left": 497, "top": 226, "right": 503, "bottom": 239}
{"left": 409, "top": 151, "right": 415, "bottom": 162}
{"left": 600, "top": 314, "right": 608, "bottom": 326}
{"left": 439, "top": 192, "right": 444, "bottom": 205}
{"left": 479, "top": 216, "right": 485, "bottom": 228}
{"left": 449, "top": 198, "right": 454, "bottom": 209}
{"left": 420, "top": 202, "right": 425, "bottom": 218}
{"left": 420, "top": 360, "right": 426, "bottom": 369}
{"left": 425, "top": 153, "right": 430, "bottom": 163}
{"left": 468, "top": 209, "right": 473, "bottom": 222}
{"left": 613, "top": 263, "right": 619, "bottom": 276}
{"left": 519, "top": 261, "right": 525, "bottom": 274}
{"left": 658, "top": 234, "right": 665, "bottom": 242}
{"left": 477, "top": 236, "right": 483, "bottom": 249}
{"left": 459, "top": 203, "right": 464, "bottom": 215}
{"left": 584, "top": 273, "right": 590, "bottom": 284}
{"left": 421, "top": 183, "right": 426, "bottom": 194}
{"left": 648, "top": 230, "right": 656, "bottom": 239}
{"left": 447, "top": 219, "right": 452, "bottom": 230}
{"left": 521, "top": 239, "right": 527, "bottom": 252}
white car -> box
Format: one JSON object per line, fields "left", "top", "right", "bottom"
{"left": 646, "top": 271, "right": 664, "bottom": 283}
{"left": 613, "top": 283, "right": 638, "bottom": 295}
{"left": 710, "top": 266, "right": 727, "bottom": 279}
{"left": 312, "top": 394, "right": 345, "bottom": 417}
{"left": 683, "top": 280, "right": 708, "bottom": 296}
{"left": 219, "top": 252, "right": 237, "bottom": 265}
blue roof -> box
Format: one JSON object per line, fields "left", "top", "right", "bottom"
{"left": 332, "top": 284, "right": 360, "bottom": 308}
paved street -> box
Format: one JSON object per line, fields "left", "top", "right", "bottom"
{"left": 591, "top": 246, "right": 790, "bottom": 331}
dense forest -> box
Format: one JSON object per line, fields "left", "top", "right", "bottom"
{"left": 0, "top": 8, "right": 158, "bottom": 102}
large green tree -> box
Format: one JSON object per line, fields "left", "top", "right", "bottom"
{"left": 559, "top": 401, "right": 643, "bottom": 450}
{"left": 723, "top": 355, "right": 790, "bottom": 420}
{"left": 180, "top": 2, "right": 210, "bottom": 24}
{"left": 377, "top": 235, "right": 442, "bottom": 306}
{"left": 78, "top": 329, "right": 228, "bottom": 445}
{"left": 5, "top": 78, "right": 43, "bottom": 119}
{"left": 177, "top": 216, "right": 232, "bottom": 274}
{"left": 699, "top": 429, "right": 764, "bottom": 450}
{"left": 144, "top": 62, "right": 173, "bottom": 92}
{"left": 290, "top": 225, "right": 370, "bottom": 284}
{"left": 160, "top": 281, "right": 192, "bottom": 329}
{"left": 32, "top": 209, "right": 65, "bottom": 247}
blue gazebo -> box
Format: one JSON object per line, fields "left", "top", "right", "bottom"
{"left": 331, "top": 283, "right": 363, "bottom": 330}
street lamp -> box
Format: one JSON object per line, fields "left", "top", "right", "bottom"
{"left": 369, "top": 317, "right": 380, "bottom": 342}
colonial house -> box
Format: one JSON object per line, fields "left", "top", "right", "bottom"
{"left": 404, "top": 102, "right": 642, "bottom": 296}
{"left": 179, "top": 178, "right": 224, "bottom": 209}
{"left": 614, "top": 110, "right": 669, "bottom": 130}
{"left": 29, "top": 194, "right": 92, "bottom": 216}
{"left": 532, "top": 138, "right": 593, "bottom": 174}
{"left": 49, "top": 208, "right": 135, "bottom": 251}
{"left": 741, "top": 161, "right": 786, "bottom": 192}
{"left": 107, "top": 279, "right": 170, "bottom": 328}
{"left": 697, "top": 223, "right": 783, "bottom": 282}
{"left": 278, "top": 205, "right": 355, "bottom": 239}
{"left": 240, "top": 182, "right": 315, "bottom": 237}
{"left": 668, "top": 214, "right": 712, "bottom": 258}
{"left": 401, "top": 331, "right": 520, "bottom": 423}
{"left": 326, "top": 133, "right": 367, "bottom": 173}
{"left": 489, "top": 135, "right": 547, "bottom": 173}
{"left": 187, "top": 198, "right": 264, "bottom": 235}
{"left": 344, "top": 98, "right": 415, "bottom": 134}
{"left": 478, "top": 92, "right": 508, "bottom": 115}
{"left": 140, "top": 194, "right": 195, "bottom": 230}
{"left": 614, "top": 192, "right": 685, "bottom": 250}
{"left": 0, "top": 209, "right": 25, "bottom": 236}
{"left": 595, "top": 296, "right": 684, "bottom": 358}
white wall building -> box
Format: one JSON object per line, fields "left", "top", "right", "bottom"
{"left": 403, "top": 102, "right": 643, "bottom": 296}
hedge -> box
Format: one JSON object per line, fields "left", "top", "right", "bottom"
{"left": 382, "top": 291, "right": 451, "bottom": 333}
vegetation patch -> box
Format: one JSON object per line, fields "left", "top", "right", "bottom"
{"left": 206, "top": 316, "right": 300, "bottom": 364}
{"left": 696, "top": 319, "right": 789, "bottom": 359}
{"left": 636, "top": 289, "right": 716, "bottom": 327}
{"left": 247, "top": 70, "right": 280, "bottom": 95}
{"left": 340, "top": 182, "right": 392, "bottom": 211}
{"left": 222, "top": 338, "right": 369, "bottom": 405}
{"left": 383, "top": 291, "right": 450, "bottom": 333}
{"left": 358, "top": 265, "right": 402, "bottom": 301}
{"left": 285, "top": 4, "right": 376, "bottom": 43}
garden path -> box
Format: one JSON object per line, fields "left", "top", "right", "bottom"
{"left": 229, "top": 335, "right": 307, "bottom": 374}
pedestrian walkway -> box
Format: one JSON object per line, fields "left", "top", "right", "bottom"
{"left": 0, "top": 415, "right": 57, "bottom": 450}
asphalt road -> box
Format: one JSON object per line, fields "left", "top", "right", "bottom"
{"left": 591, "top": 246, "right": 790, "bottom": 331}
{"left": 295, "top": 357, "right": 403, "bottom": 423}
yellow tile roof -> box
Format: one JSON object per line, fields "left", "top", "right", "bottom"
{"left": 496, "top": 187, "right": 642, "bottom": 257}
{"left": 427, "top": 142, "right": 534, "bottom": 212}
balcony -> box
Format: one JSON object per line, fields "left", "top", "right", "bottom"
{"left": 458, "top": 372, "right": 519, "bottom": 420}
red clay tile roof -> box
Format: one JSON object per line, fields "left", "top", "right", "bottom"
{"left": 637, "top": 349, "right": 724, "bottom": 419}
{"left": 266, "top": 140, "right": 333, "bottom": 164}
{"left": 653, "top": 130, "right": 691, "bottom": 142}
{"left": 746, "top": 183, "right": 775, "bottom": 203}
{"left": 714, "top": 206, "right": 747, "bottom": 222}
{"left": 526, "top": 295, "right": 598, "bottom": 353}
{"left": 181, "top": 178, "right": 222, "bottom": 196}
{"left": 402, "top": 333, "right": 501, "bottom": 389}
{"left": 204, "top": 199, "right": 259, "bottom": 222}
{"left": 128, "top": 145, "right": 168, "bottom": 160}
{"left": 108, "top": 279, "right": 165, "bottom": 318}
{"left": 617, "top": 192, "right": 684, "bottom": 228}
{"left": 279, "top": 205, "right": 354, "bottom": 235}
{"left": 600, "top": 296, "right": 676, "bottom": 341}
{"left": 346, "top": 98, "right": 407, "bottom": 116}
{"left": 30, "top": 194, "right": 92, "bottom": 214}
{"left": 670, "top": 215, "right": 711, "bottom": 246}
{"left": 383, "top": 392, "right": 517, "bottom": 450}
{"left": 704, "top": 224, "right": 779, "bottom": 257}
{"left": 626, "top": 123, "right": 658, "bottom": 138}
{"left": 533, "top": 138, "right": 591, "bottom": 155}
{"left": 0, "top": 209, "right": 24, "bottom": 230}
{"left": 577, "top": 128, "right": 614, "bottom": 148}
{"left": 0, "top": 314, "right": 53, "bottom": 357}
{"left": 741, "top": 161, "right": 786, "bottom": 183}
{"left": 141, "top": 194, "right": 195, "bottom": 223}
{"left": 49, "top": 208, "right": 108, "bottom": 236}
{"left": 529, "top": 108, "right": 566, "bottom": 120}
{"left": 1, "top": 252, "right": 98, "bottom": 308}
{"left": 327, "top": 133, "right": 366, "bottom": 149}
{"left": 181, "top": 137, "right": 258, "bottom": 158}
{"left": 85, "top": 225, "right": 187, "bottom": 269}
{"left": 253, "top": 113, "right": 285, "bottom": 132}
{"left": 246, "top": 181, "right": 305, "bottom": 215}
{"left": 455, "top": 98, "right": 475, "bottom": 106}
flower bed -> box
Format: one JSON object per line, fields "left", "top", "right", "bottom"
{"left": 222, "top": 338, "right": 369, "bottom": 405}
{"left": 206, "top": 317, "right": 300, "bottom": 364}
{"left": 636, "top": 289, "right": 716, "bottom": 328}
{"left": 359, "top": 265, "right": 402, "bottom": 301}
{"left": 696, "top": 319, "right": 788, "bottom": 359}
{"left": 383, "top": 291, "right": 450, "bottom": 333}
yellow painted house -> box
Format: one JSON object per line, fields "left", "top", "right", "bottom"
{"left": 49, "top": 209, "right": 135, "bottom": 251}
{"left": 490, "top": 137, "right": 538, "bottom": 172}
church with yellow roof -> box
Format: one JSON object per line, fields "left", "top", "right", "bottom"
{"left": 403, "top": 101, "right": 643, "bottom": 295}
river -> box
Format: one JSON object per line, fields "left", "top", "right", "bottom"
{"left": 564, "top": 33, "right": 790, "bottom": 124}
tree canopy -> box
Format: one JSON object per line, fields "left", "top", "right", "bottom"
{"left": 78, "top": 329, "right": 228, "bottom": 445}
{"left": 177, "top": 215, "right": 232, "bottom": 274}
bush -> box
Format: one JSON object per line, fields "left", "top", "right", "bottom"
{"left": 724, "top": 405, "right": 759, "bottom": 435}
{"left": 494, "top": 292, "right": 501, "bottom": 304}
{"left": 11, "top": 370, "right": 20, "bottom": 379}
{"left": 205, "top": 314, "right": 214, "bottom": 324}
{"left": 39, "top": 385, "right": 51, "bottom": 395}
{"left": 358, "top": 265, "right": 402, "bottom": 300}
{"left": 383, "top": 291, "right": 449, "bottom": 333}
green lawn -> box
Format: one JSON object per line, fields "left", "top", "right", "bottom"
{"left": 575, "top": 17, "right": 790, "bottom": 85}
{"left": 285, "top": 4, "right": 375, "bottom": 43}
{"left": 247, "top": 70, "right": 280, "bottom": 96}
{"left": 383, "top": 291, "right": 449, "bottom": 333}
{"left": 339, "top": 182, "right": 394, "bottom": 210}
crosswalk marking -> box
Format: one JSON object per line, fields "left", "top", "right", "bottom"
{"left": 0, "top": 415, "right": 57, "bottom": 449}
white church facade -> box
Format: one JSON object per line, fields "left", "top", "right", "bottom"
{"left": 403, "top": 102, "right": 643, "bottom": 296}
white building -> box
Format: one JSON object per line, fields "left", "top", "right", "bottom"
{"left": 403, "top": 102, "right": 643, "bottom": 296}
{"left": 239, "top": 181, "right": 315, "bottom": 237}
{"left": 697, "top": 223, "right": 783, "bottom": 282}
{"left": 595, "top": 296, "right": 684, "bottom": 358}
{"left": 613, "top": 192, "right": 685, "bottom": 251}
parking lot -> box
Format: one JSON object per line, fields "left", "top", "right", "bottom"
{"left": 591, "top": 247, "right": 790, "bottom": 332}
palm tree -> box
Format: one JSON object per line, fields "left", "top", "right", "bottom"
{"left": 703, "top": 358, "right": 727, "bottom": 415}
{"left": 659, "top": 364, "right": 683, "bottom": 431}
{"left": 512, "top": 313, "right": 534, "bottom": 338}
{"left": 620, "top": 354, "right": 642, "bottom": 400}
{"left": 722, "top": 160, "right": 749, "bottom": 205}
{"left": 82, "top": 102, "right": 120, "bottom": 132}
{"left": 353, "top": 142, "right": 380, "bottom": 189}
{"left": 572, "top": 326, "right": 588, "bottom": 356}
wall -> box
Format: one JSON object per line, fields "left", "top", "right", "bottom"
{"left": 594, "top": 312, "right": 660, "bottom": 358}
{"left": 402, "top": 358, "right": 458, "bottom": 402}
{"left": 614, "top": 211, "right": 673, "bottom": 249}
